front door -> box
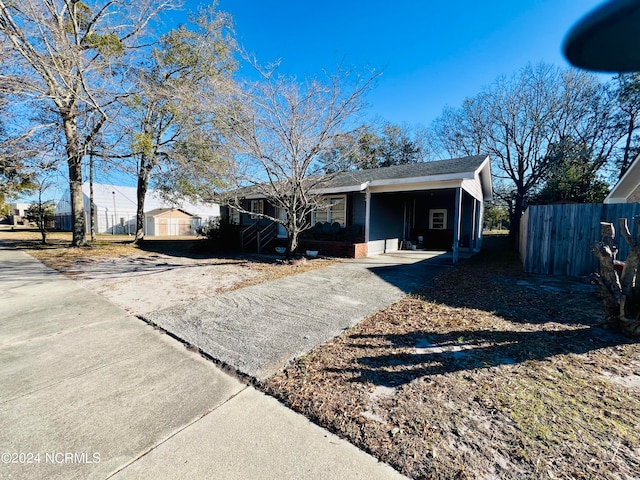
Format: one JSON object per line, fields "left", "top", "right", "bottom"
{"left": 276, "top": 207, "right": 287, "bottom": 238}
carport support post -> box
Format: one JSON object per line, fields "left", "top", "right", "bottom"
{"left": 453, "top": 187, "right": 462, "bottom": 264}
{"left": 364, "top": 188, "right": 371, "bottom": 244}
{"left": 471, "top": 198, "right": 477, "bottom": 250}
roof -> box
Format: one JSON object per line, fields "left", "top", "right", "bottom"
{"left": 145, "top": 208, "right": 194, "bottom": 217}
{"left": 604, "top": 153, "right": 640, "bottom": 203}
{"left": 317, "top": 155, "right": 489, "bottom": 189}
{"left": 233, "top": 155, "right": 492, "bottom": 202}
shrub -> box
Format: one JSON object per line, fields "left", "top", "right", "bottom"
{"left": 196, "top": 216, "right": 240, "bottom": 251}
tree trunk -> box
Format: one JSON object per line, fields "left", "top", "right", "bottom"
{"left": 285, "top": 225, "right": 299, "bottom": 261}
{"left": 68, "top": 161, "right": 86, "bottom": 246}
{"left": 89, "top": 151, "right": 96, "bottom": 242}
{"left": 38, "top": 217, "right": 47, "bottom": 245}
{"left": 620, "top": 113, "right": 636, "bottom": 179}
{"left": 508, "top": 192, "right": 525, "bottom": 251}
{"left": 62, "top": 114, "right": 86, "bottom": 247}
{"left": 134, "top": 164, "right": 152, "bottom": 243}
{"left": 591, "top": 219, "right": 640, "bottom": 338}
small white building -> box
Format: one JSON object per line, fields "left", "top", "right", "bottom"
{"left": 145, "top": 208, "right": 196, "bottom": 236}
{"left": 10, "top": 203, "right": 31, "bottom": 217}
{"left": 54, "top": 183, "right": 219, "bottom": 236}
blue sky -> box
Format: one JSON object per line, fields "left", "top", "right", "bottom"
{"left": 18, "top": 1, "right": 612, "bottom": 201}
{"left": 204, "top": 0, "right": 610, "bottom": 126}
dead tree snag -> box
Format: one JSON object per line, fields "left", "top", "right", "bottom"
{"left": 591, "top": 218, "right": 640, "bottom": 338}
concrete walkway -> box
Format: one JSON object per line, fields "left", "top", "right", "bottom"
{"left": 0, "top": 244, "right": 404, "bottom": 479}
{"left": 145, "top": 250, "right": 460, "bottom": 380}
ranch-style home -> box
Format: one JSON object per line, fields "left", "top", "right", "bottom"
{"left": 224, "top": 155, "right": 493, "bottom": 261}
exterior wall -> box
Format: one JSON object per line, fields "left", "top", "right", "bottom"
{"left": 460, "top": 192, "right": 476, "bottom": 248}
{"left": 145, "top": 210, "right": 195, "bottom": 236}
{"left": 414, "top": 190, "right": 455, "bottom": 250}
{"left": 366, "top": 189, "right": 474, "bottom": 254}
{"left": 237, "top": 199, "right": 274, "bottom": 227}
{"left": 369, "top": 194, "right": 404, "bottom": 242}
{"left": 350, "top": 193, "right": 367, "bottom": 228}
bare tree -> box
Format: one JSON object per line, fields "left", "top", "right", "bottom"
{"left": 118, "top": 5, "right": 236, "bottom": 242}
{"left": 614, "top": 73, "right": 640, "bottom": 178}
{"left": 25, "top": 165, "right": 57, "bottom": 244}
{"left": 591, "top": 219, "right": 640, "bottom": 338}
{"left": 0, "top": 0, "right": 177, "bottom": 246}
{"left": 220, "top": 63, "right": 380, "bottom": 259}
{"left": 431, "top": 63, "right": 622, "bottom": 247}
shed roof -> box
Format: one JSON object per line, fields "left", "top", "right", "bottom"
{"left": 145, "top": 208, "right": 194, "bottom": 218}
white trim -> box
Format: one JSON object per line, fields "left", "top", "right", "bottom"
{"left": 276, "top": 207, "right": 287, "bottom": 238}
{"left": 250, "top": 199, "right": 264, "bottom": 219}
{"left": 604, "top": 152, "right": 640, "bottom": 203}
{"left": 312, "top": 194, "right": 347, "bottom": 227}
{"left": 369, "top": 171, "right": 475, "bottom": 188}
{"left": 429, "top": 209, "right": 448, "bottom": 230}
{"left": 313, "top": 183, "right": 369, "bottom": 195}
{"left": 229, "top": 207, "right": 240, "bottom": 225}
{"left": 369, "top": 179, "right": 462, "bottom": 194}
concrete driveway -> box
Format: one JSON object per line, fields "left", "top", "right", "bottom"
{"left": 145, "top": 250, "right": 461, "bottom": 381}
{"left": 0, "top": 244, "right": 404, "bottom": 479}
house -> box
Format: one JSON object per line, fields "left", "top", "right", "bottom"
{"left": 54, "top": 183, "right": 220, "bottom": 235}
{"left": 225, "top": 155, "right": 493, "bottom": 261}
{"left": 604, "top": 153, "right": 640, "bottom": 204}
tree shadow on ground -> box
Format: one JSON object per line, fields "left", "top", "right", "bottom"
{"left": 418, "top": 250, "right": 602, "bottom": 325}
{"left": 329, "top": 326, "right": 635, "bottom": 388}
{"left": 136, "top": 238, "right": 221, "bottom": 259}
{"left": 325, "top": 237, "right": 635, "bottom": 388}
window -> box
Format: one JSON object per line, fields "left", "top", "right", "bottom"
{"left": 229, "top": 207, "right": 240, "bottom": 225}
{"left": 429, "top": 209, "right": 447, "bottom": 230}
{"left": 250, "top": 200, "right": 264, "bottom": 219}
{"left": 314, "top": 195, "right": 346, "bottom": 226}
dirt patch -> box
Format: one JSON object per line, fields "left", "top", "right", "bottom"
{"left": 263, "top": 250, "right": 640, "bottom": 479}
{"left": 1, "top": 229, "right": 338, "bottom": 316}
{"left": 65, "top": 255, "right": 264, "bottom": 315}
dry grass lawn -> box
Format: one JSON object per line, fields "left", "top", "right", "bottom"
{"left": 0, "top": 228, "right": 339, "bottom": 313}
{"left": 263, "top": 248, "right": 640, "bottom": 479}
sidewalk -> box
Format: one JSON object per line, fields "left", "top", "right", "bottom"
{"left": 0, "top": 244, "right": 404, "bottom": 479}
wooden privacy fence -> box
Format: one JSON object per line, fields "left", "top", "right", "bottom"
{"left": 519, "top": 203, "right": 640, "bottom": 277}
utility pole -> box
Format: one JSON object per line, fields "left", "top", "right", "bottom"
{"left": 112, "top": 191, "right": 117, "bottom": 235}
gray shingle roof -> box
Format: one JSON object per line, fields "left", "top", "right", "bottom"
{"left": 227, "top": 155, "right": 489, "bottom": 199}
{"left": 317, "top": 155, "right": 488, "bottom": 189}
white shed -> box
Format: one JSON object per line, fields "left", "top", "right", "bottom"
{"left": 145, "top": 208, "right": 196, "bottom": 236}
